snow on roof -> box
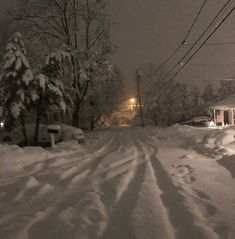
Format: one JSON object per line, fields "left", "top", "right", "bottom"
{"left": 210, "top": 94, "right": 235, "bottom": 110}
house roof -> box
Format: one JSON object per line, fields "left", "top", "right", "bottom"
{"left": 210, "top": 94, "right": 235, "bottom": 110}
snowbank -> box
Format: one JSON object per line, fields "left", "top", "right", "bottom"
{"left": 1, "top": 123, "right": 84, "bottom": 144}
{"left": 0, "top": 139, "right": 84, "bottom": 176}
{"left": 171, "top": 124, "right": 211, "bottom": 144}
{"left": 0, "top": 144, "right": 50, "bottom": 175}
{"left": 172, "top": 124, "right": 235, "bottom": 147}
{"left": 203, "top": 128, "right": 235, "bottom": 147}
{"left": 0, "top": 124, "right": 85, "bottom": 175}
{"left": 218, "top": 155, "right": 235, "bottom": 178}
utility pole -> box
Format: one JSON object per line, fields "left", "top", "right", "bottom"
{"left": 136, "top": 70, "right": 144, "bottom": 127}
{"left": 73, "top": 0, "right": 78, "bottom": 49}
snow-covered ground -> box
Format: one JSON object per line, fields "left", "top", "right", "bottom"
{"left": 0, "top": 125, "right": 235, "bottom": 239}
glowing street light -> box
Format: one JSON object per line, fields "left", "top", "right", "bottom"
{"left": 129, "top": 98, "right": 136, "bottom": 120}
{"left": 130, "top": 98, "right": 136, "bottom": 104}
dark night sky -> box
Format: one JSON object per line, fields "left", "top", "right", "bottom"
{"left": 105, "top": 0, "right": 235, "bottom": 87}
{"left": 1, "top": 0, "right": 235, "bottom": 87}
{"left": 0, "top": 0, "right": 15, "bottom": 13}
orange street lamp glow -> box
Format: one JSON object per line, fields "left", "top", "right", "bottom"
{"left": 130, "top": 98, "right": 136, "bottom": 104}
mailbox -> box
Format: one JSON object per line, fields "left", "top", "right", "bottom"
{"left": 47, "top": 125, "right": 61, "bottom": 134}
{"left": 47, "top": 125, "right": 61, "bottom": 149}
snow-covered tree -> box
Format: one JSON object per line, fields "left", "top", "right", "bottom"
{"left": 11, "top": 0, "right": 114, "bottom": 128}
{"left": 188, "top": 85, "right": 207, "bottom": 118}
{"left": 1, "top": 32, "right": 33, "bottom": 144}
{"left": 201, "top": 83, "right": 216, "bottom": 103}
{"left": 201, "top": 83, "right": 217, "bottom": 114}
{"left": 0, "top": 18, "right": 16, "bottom": 62}
{"left": 217, "top": 80, "right": 235, "bottom": 100}
{"left": 140, "top": 64, "right": 165, "bottom": 101}
{"left": 32, "top": 55, "right": 67, "bottom": 143}
{"left": 137, "top": 64, "right": 191, "bottom": 126}
{"left": 145, "top": 81, "right": 190, "bottom": 126}
{"left": 80, "top": 63, "right": 124, "bottom": 130}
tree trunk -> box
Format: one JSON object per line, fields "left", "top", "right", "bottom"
{"left": 34, "top": 108, "right": 42, "bottom": 144}
{"left": 5, "top": 115, "right": 14, "bottom": 132}
{"left": 89, "top": 115, "right": 95, "bottom": 131}
{"left": 73, "top": 100, "right": 81, "bottom": 128}
{"left": 20, "top": 113, "right": 29, "bottom": 145}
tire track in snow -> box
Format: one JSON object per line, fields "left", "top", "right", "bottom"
{"left": 0, "top": 130, "right": 114, "bottom": 186}
{"left": 98, "top": 128, "right": 146, "bottom": 202}
{"left": 0, "top": 127, "right": 224, "bottom": 239}
{"left": 98, "top": 143, "right": 138, "bottom": 208}
{"left": 139, "top": 137, "right": 221, "bottom": 239}
{"left": 0, "top": 131, "right": 119, "bottom": 239}
{"left": 23, "top": 133, "right": 118, "bottom": 189}
{"left": 102, "top": 161, "right": 147, "bottom": 239}
{"left": 102, "top": 128, "right": 173, "bottom": 239}
{"left": 130, "top": 139, "right": 174, "bottom": 239}
{"left": 98, "top": 129, "right": 145, "bottom": 239}
{"left": 23, "top": 131, "right": 126, "bottom": 239}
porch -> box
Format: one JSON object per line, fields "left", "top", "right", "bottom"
{"left": 210, "top": 94, "right": 235, "bottom": 126}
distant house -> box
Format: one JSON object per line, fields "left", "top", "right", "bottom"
{"left": 210, "top": 94, "right": 235, "bottom": 126}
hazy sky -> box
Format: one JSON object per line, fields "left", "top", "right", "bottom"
{"left": 105, "top": 0, "right": 235, "bottom": 86}
{"left": 0, "top": 0, "right": 15, "bottom": 13}
{"left": 1, "top": 0, "right": 235, "bottom": 87}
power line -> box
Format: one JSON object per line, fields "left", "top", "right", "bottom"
{"left": 185, "top": 41, "right": 235, "bottom": 46}
{"left": 155, "top": 6, "right": 235, "bottom": 102}
{"left": 179, "top": 78, "right": 235, "bottom": 81}
{"left": 183, "top": 0, "right": 207, "bottom": 43}
{"left": 152, "top": 45, "right": 182, "bottom": 75}
{"left": 152, "top": 0, "right": 208, "bottom": 75}
{"left": 185, "top": 63, "right": 235, "bottom": 66}
{"left": 165, "top": 6, "right": 235, "bottom": 90}
{"left": 157, "top": 0, "right": 233, "bottom": 85}
{"left": 213, "top": 78, "right": 235, "bottom": 81}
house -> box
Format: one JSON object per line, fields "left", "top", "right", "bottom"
{"left": 210, "top": 94, "right": 235, "bottom": 126}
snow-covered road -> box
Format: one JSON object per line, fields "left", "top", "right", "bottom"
{"left": 0, "top": 127, "right": 235, "bottom": 239}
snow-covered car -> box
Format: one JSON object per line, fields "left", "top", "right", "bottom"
{"left": 60, "top": 124, "right": 85, "bottom": 143}
{"left": 73, "top": 128, "right": 85, "bottom": 143}
{"left": 180, "top": 116, "right": 213, "bottom": 127}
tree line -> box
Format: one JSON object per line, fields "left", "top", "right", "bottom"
{"left": 0, "top": 0, "right": 124, "bottom": 144}
{"left": 137, "top": 64, "right": 235, "bottom": 126}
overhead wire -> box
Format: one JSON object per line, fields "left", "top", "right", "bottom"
{"left": 153, "top": 0, "right": 208, "bottom": 75}
{"left": 185, "top": 41, "right": 235, "bottom": 46}
{"left": 155, "top": 6, "right": 235, "bottom": 102}
{"left": 182, "top": 0, "right": 208, "bottom": 44}
{"left": 156, "top": 0, "right": 233, "bottom": 86}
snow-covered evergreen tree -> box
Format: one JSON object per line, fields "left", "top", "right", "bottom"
{"left": 32, "top": 55, "right": 67, "bottom": 143}
{"left": 1, "top": 32, "right": 33, "bottom": 143}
